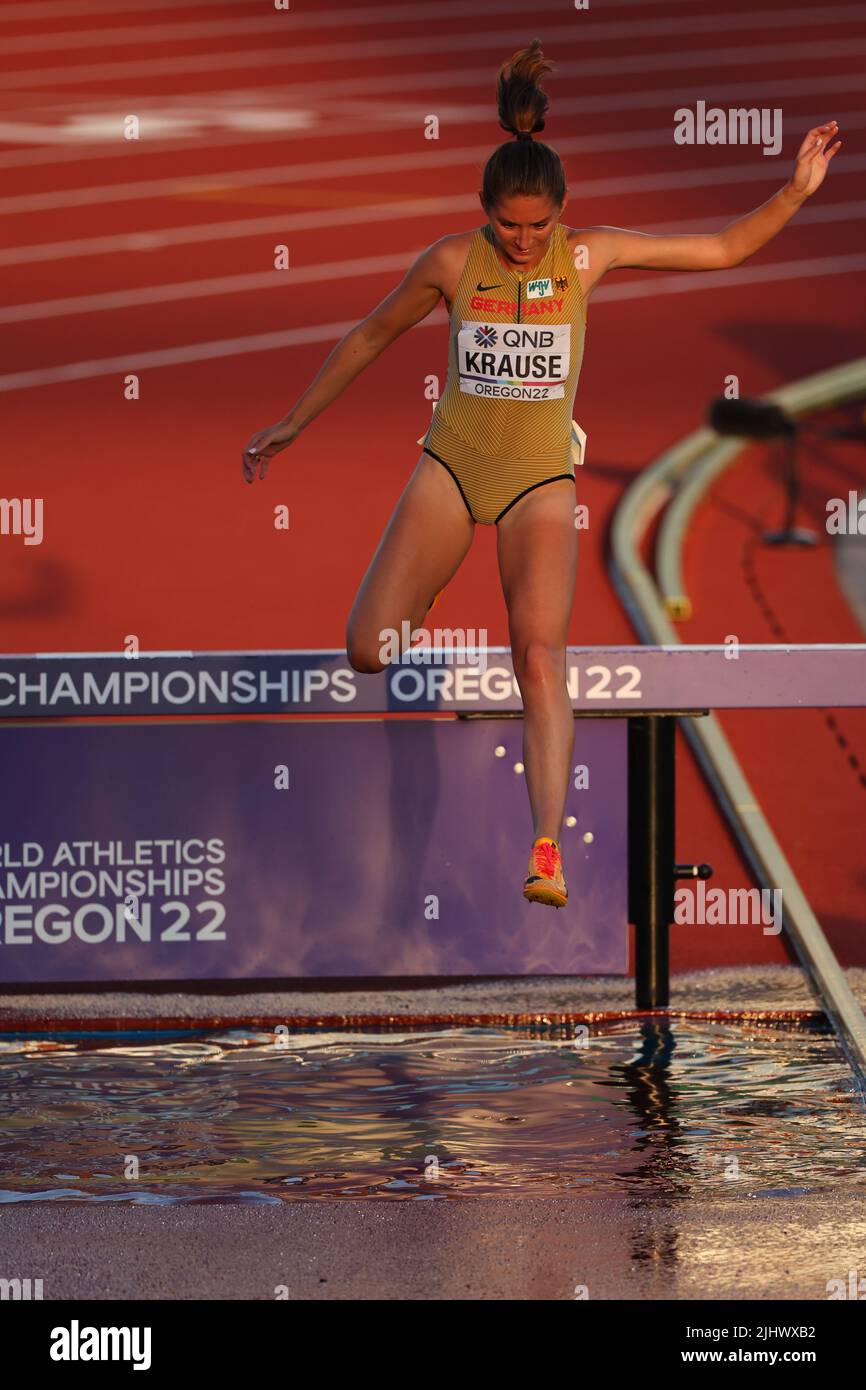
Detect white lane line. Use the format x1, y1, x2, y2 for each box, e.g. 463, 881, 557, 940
3, 153, 866, 266
217, 45, 866, 105
0, 27, 584, 89
4, 201, 865, 324
4, 32, 864, 92
0, 252, 413, 322
2, 252, 864, 394
0, 71, 859, 170
1, 0, 263, 16
2, 14, 294, 51
0, 0, 806, 32
3, 3, 860, 54
2, 123, 863, 218
0, 314, 383, 392
0, 192, 460, 263
0, 110, 317, 148
595, 251, 866, 302
0, 0, 705, 22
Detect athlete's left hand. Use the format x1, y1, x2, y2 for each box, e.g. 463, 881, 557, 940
789, 122, 841, 199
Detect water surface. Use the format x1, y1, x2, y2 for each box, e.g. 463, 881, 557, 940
1, 1020, 863, 1203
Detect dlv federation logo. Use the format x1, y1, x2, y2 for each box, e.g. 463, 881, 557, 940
474, 325, 498, 347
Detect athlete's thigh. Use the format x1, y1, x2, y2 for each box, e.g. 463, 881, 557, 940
347, 453, 474, 658
495, 478, 577, 654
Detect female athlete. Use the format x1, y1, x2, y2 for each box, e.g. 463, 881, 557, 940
243, 40, 839, 910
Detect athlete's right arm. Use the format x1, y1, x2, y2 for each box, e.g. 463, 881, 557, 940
242, 242, 447, 483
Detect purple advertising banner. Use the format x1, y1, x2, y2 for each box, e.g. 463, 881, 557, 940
1, 644, 865, 719
0, 718, 628, 983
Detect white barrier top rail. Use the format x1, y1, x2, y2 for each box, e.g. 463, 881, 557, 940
0, 645, 864, 717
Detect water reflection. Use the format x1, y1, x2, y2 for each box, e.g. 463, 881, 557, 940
0, 1020, 862, 1204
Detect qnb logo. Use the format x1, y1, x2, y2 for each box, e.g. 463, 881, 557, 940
50, 1321, 152, 1371
474, 324, 498, 348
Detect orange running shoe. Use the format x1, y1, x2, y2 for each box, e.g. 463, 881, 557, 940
523, 837, 568, 908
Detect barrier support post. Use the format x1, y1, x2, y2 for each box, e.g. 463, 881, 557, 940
628, 715, 676, 1008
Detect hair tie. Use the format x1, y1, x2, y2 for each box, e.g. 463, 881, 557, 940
515, 131, 533, 142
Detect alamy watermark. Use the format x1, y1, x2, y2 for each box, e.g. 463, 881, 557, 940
674, 101, 782, 157
0, 498, 43, 545
675, 883, 782, 934
1, 1276, 43, 1300
826, 492, 866, 534
50, 1322, 151, 1370
827, 1269, 866, 1299
379, 623, 488, 671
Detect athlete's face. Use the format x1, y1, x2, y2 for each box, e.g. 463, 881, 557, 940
484, 195, 567, 271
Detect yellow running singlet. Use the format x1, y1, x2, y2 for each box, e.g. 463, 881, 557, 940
419, 222, 587, 525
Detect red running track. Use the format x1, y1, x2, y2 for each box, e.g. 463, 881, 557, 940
1, 0, 864, 972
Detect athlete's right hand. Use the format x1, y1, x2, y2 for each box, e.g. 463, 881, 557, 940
242, 419, 298, 483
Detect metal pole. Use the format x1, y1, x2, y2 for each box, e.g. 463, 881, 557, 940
629, 715, 676, 1008
762, 435, 818, 546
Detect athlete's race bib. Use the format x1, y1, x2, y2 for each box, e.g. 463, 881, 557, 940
456, 320, 570, 400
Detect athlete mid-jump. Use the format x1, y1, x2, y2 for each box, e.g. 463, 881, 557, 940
243, 39, 839, 909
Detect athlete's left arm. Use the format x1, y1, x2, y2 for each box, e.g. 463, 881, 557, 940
586, 121, 841, 273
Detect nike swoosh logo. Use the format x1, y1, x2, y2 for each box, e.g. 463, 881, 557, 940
476, 282, 503, 292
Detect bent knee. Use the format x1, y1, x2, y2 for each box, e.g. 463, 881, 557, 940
345, 628, 388, 674
513, 640, 566, 689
